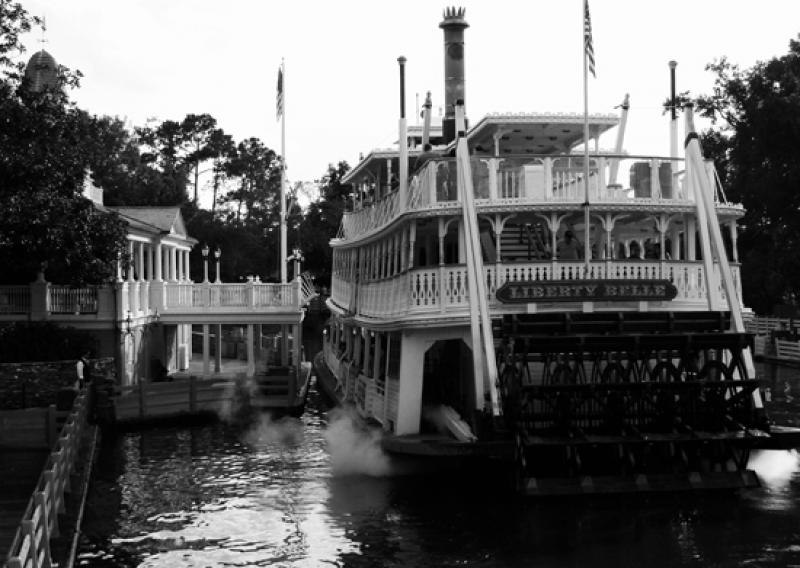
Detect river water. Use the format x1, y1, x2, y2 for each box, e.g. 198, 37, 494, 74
76, 362, 800, 568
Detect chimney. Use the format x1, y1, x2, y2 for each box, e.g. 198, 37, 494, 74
440, 7, 468, 144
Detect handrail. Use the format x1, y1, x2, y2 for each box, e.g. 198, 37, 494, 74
336, 152, 735, 243
4, 392, 90, 568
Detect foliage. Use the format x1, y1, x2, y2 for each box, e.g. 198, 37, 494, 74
297, 161, 351, 285
0, 322, 98, 363
693, 38, 800, 313
0, 7, 128, 284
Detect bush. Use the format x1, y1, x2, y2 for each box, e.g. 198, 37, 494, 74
0, 321, 98, 363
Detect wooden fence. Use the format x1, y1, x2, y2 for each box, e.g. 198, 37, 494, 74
4, 392, 89, 568
113, 377, 236, 423
775, 339, 800, 363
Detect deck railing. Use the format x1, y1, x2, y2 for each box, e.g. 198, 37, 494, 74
338, 260, 742, 319
338, 154, 729, 242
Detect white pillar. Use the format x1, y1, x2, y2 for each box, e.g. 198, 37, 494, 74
170, 247, 177, 281
214, 324, 222, 372
137, 242, 144, 281
127, 241, 135, 282
147, 245, 154, 281
155, 242, 163, 281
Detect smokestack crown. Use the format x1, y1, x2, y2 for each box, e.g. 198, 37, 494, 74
439, 6, 469, 30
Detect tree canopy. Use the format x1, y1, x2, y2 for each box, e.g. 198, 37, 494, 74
0, 2, 128, 284
694, 37, 800, 313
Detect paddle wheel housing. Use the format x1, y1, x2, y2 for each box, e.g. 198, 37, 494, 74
496, 311, 769, 495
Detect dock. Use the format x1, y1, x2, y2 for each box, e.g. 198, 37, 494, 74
112, 357, 313, 425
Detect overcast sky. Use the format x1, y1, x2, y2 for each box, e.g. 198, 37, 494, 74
18, 0, 800, 207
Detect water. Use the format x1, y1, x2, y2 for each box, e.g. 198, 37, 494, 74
77, 367, 800, 568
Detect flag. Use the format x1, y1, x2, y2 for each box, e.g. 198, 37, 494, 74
276, 66, 284, 120
584, 0, 596, 78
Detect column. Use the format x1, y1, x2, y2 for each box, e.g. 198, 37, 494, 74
137, 242, 144, 280
170, 247, 177, 281
202, 323, 210, 378
154, 242, 163, 281
214, 324, 222, 373
246, 324, 255, 377
147, 244, 154, 281
127, 241, 135, 282
687, 217, 697, 260
373, 332, 383, 380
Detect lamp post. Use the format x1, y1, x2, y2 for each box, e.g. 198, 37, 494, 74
202, 244, 209, 283
214, 247, 221, 283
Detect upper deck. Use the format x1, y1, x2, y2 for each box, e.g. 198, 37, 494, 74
336, 112, 743, 245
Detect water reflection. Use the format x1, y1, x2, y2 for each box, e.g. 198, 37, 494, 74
78, 375, 800, 567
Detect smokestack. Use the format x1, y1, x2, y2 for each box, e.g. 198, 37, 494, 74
440, 6, 468, 144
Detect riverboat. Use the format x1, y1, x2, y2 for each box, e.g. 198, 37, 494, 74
314, 7, 779, 495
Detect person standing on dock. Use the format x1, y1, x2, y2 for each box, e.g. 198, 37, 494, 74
76, 352, 91, 390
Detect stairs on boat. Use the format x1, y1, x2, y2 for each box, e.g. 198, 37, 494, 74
494, 221, 550, 262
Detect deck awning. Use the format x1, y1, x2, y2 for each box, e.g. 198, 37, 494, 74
466, 112, 619, 155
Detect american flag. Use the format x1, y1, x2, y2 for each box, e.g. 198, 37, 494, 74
276, 66, 284, 120
584, 0, 596, 78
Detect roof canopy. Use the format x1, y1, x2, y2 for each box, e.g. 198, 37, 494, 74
467, 112, 619, 155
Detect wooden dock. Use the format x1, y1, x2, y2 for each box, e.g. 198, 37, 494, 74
112, 364, 313, 424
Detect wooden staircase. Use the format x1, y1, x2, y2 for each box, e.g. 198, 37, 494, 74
498, 221, 550, 262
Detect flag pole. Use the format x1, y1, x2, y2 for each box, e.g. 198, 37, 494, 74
582, 0, 592, 271
279, 59, 287, 284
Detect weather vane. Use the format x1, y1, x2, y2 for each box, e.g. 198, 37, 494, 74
38, 15, 48, 49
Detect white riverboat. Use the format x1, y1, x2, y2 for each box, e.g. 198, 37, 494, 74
313, 7, 786, 494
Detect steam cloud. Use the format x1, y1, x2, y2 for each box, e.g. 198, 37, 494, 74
324, 406, 392, 477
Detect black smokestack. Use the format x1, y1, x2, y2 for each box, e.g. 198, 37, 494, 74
440, 7, 468, 144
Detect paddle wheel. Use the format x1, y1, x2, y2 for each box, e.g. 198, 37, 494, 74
496, 311, 770, 495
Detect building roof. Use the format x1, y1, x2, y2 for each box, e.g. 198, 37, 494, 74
24, 50, 59, 92
107, 206, 195, 243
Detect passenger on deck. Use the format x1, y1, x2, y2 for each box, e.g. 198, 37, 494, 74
557, 231, 582, 260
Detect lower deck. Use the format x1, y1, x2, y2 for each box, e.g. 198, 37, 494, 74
317, 310, 800, 494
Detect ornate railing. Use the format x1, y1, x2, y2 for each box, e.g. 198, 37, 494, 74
49, 286, 98, 314
342, 260, 741, 319
163, 281, 300, 312
0, 286, 31, 314
338, 154, 736, 243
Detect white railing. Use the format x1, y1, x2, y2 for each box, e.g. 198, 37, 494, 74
338, 154, 737, 242
0, 286, 31, 313
338, 261, 741, 319
49, 286, 98, 314
163, 281, 300, 312
340, 190, 400, 240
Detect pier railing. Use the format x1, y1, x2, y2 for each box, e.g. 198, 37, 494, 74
4, 391, 90, 568
337, 260, 742, 319
161, 281, 300, 313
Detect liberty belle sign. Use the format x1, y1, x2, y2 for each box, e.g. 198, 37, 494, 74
496, 279, 678, 303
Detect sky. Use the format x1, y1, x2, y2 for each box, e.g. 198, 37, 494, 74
18, 0, 800, 208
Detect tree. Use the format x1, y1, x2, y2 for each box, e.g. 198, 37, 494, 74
0, 3, 128, 284
297, 161, 351, 285
694, 38, 800, 313
181, 113, 219, 204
